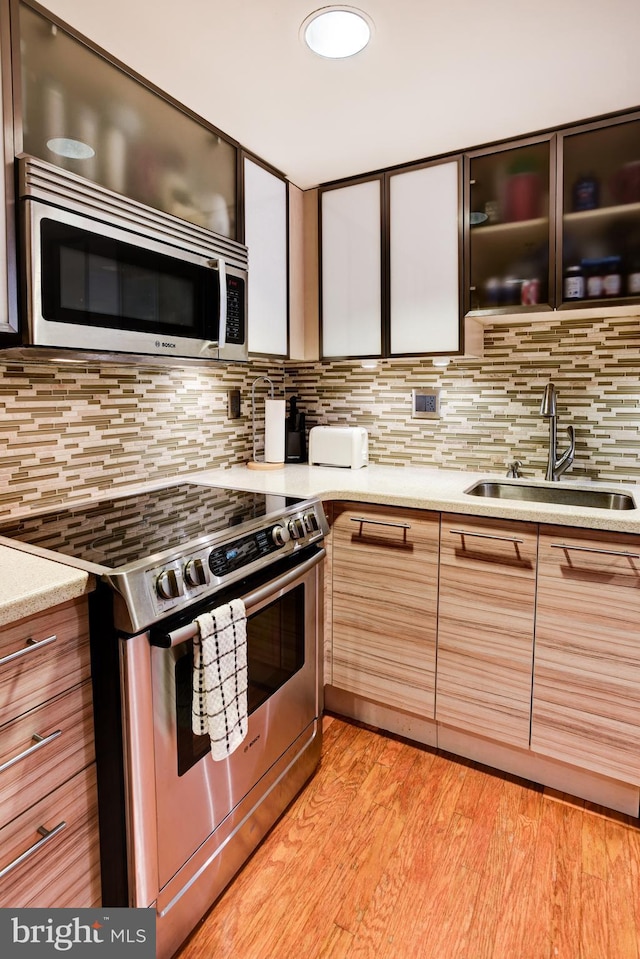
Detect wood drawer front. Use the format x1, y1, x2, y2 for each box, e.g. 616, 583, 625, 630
436, 514, 538, 749
532, 525, 640, 784
0, 681, 95, 825
0, 763, 101, 908
0, 598, 90, 727
331, 504, 439, 717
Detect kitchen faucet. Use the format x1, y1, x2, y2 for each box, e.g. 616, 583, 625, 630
540, 383, 575, 481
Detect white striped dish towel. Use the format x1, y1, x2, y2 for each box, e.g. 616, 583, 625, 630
192, 598, 248, 761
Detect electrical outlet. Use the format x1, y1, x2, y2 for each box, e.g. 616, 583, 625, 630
412, 388, 441, 419
228, 389, 241, 419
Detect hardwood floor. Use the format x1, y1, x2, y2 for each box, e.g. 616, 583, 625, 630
176, 714, 640, 959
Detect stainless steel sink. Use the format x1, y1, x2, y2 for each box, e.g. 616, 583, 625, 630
465, 481, 636, 510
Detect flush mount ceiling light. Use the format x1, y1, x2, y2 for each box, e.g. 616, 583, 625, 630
46, 137, 95, 160
302, 6, 373, 59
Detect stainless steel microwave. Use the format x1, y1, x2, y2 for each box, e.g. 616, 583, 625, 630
17, 156, 248, 363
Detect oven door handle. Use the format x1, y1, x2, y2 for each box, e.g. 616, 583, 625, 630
151, 548, 326, 648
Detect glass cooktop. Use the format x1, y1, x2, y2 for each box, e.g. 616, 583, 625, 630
0, 483, 302, 569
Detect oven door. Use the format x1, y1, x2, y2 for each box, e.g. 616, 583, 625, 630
147, 549, 322, 892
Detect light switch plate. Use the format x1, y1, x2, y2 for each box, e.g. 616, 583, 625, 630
412, 388, 441, 419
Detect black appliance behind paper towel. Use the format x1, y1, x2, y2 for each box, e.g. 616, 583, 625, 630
285, 396, 307, 463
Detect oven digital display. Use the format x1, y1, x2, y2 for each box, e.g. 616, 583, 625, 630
208, 527, 277, 576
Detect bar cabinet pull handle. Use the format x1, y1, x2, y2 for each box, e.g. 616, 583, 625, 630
0, 729, 63, 775
0, 821, 66, 880
0, 634, 57, 668
550, 543, 640, 560
350, 517, 412, 531
449, 529, 524, 545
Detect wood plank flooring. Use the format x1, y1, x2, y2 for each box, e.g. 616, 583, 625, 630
176, 714, 640, 959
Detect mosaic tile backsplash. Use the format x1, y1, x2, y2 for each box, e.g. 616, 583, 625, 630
1, 312, 639, 518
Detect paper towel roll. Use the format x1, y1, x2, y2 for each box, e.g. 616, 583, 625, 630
264, 399, 285, 463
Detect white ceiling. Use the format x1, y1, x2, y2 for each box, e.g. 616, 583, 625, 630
39, 0, 640, 190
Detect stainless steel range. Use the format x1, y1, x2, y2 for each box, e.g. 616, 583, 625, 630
0, 481, 328, 958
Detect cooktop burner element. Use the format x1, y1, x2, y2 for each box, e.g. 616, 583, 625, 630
0, 481, 328, 633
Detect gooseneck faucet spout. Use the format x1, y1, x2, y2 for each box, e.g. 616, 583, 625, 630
540, 383, 575, 481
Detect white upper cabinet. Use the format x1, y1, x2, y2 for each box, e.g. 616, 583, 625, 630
320, 178, 382, 358
389, 160, 461, 355
243, 156, 288, 357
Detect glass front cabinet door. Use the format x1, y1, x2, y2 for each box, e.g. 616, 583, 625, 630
558, 112, 640, 308
465, 135, 555, 317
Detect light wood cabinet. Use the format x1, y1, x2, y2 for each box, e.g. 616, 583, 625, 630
330, 503, 439, 717
436, 514, 538, 748
0, 597, 91, 727
0, 764, 101, 907
532, 525, 640, 785
0, 596, 100, 906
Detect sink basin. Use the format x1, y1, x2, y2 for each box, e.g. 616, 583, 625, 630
465, 481, 636, 510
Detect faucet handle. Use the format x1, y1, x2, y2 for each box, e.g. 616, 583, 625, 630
506, 459, 523, 478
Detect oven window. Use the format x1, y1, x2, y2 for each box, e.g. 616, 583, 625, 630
175, 585, 306, 775
40, 218, 215, 337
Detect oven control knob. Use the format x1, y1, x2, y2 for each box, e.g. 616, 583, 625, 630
289, 517, 306, 540
271, 524, 291, 547
184, 558, 207, 588
304, 511, 320, 532
156, 568, 181, 600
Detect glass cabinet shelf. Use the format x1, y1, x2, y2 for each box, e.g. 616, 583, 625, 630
563, 201, 640, 226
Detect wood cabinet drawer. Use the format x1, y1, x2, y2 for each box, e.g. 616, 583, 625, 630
436, 514, 538, 748
532, 525, 640, 783
0, 681, 95, 825
0, 597, 90, 727
331, 503, 439, 716
0, 763, 101, 908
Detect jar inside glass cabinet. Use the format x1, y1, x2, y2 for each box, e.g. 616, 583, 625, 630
468, 140, 551, 313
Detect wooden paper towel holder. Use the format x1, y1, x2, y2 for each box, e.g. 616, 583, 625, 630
247, 375, 285, 470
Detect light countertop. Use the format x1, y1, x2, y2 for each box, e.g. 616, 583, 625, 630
0, 546, 94, 627
3, 462, 640, 628
188, 463, 640, 534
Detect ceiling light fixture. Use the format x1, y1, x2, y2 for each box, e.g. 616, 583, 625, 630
46, 137, 95, 160
302, 6, 373, 59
